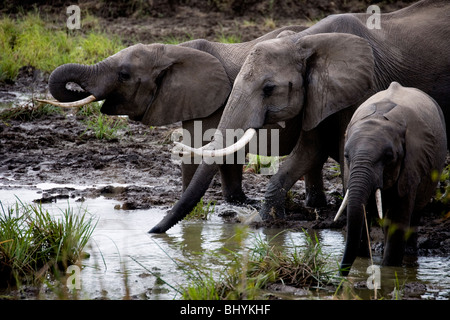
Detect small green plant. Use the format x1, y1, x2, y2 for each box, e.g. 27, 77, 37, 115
392, 271, 403, 300
162, 34, 194, 45
436, 164, 450, 204
77, 102, 102, 118
245, 154, 280, 174
84, 113, 128, 140
0, 199, 97, 287
185, 198, 216, 221
216, 33, 241, 44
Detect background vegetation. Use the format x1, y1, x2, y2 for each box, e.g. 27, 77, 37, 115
0, 0, 416, 83
0, 13, 124, 82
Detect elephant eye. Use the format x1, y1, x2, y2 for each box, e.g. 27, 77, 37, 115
344, 152, 349, 160
383, 150, 395, 163
118, 71, 130, 82
263, 84, 276, 97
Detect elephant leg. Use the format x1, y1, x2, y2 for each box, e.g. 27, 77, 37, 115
405, 210, 420, 255
218, 163, 247, 204
383, 227, 407, 266
382, 198, 414, 266
305, 111, 345, 208
260, 128, 328, 220
304, 166, 327, 208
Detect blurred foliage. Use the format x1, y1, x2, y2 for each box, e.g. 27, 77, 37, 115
0, 0, 418, 19
0, 12, 124, 82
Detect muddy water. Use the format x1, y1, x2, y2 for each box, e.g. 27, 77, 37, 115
1, 185, 449, 300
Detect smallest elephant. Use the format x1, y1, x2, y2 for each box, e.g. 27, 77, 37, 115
336, 81, 447, 276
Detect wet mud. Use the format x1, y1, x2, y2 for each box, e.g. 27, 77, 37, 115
1, 106, 449, 261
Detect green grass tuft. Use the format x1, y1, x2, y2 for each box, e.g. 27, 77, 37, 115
0, 199, 97, 287
185, 197, 216, 221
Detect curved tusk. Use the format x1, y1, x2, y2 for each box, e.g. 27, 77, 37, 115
334, 190, 349, 222
175, 128, 257, 158
35, 94, 97, 108
375, 188, 383, 219
173, 141, 215, 157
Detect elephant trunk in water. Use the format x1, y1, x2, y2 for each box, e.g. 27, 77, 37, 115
148, 162, 219, 233
150, 126, 255, 233
339, 161, 375, 276
151, 93, 263, 233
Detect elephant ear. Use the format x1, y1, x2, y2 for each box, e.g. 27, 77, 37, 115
142, 45, 231, 126
296, 33, 375, 131
384, 104, 436, 198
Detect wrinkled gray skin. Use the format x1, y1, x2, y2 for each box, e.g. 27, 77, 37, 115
48, 25, 305, 203
150, 0, 450, 233
340, 82, 447, 275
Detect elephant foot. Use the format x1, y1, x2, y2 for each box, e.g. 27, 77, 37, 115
259, 202, 286, 221
226, 194, 262, 209
224, 192, 248, 205
243, 197, 262, 208
305, 188, 327, 208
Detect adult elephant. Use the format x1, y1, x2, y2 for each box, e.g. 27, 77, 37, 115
334, 82, 447, 275
151, 0, 450, 233
41, 25, 305, 203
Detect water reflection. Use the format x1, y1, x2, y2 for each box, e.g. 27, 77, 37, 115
1, 188, 449, 300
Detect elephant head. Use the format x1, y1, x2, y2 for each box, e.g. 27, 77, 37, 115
43, 43, 231, 125
179, 32, 374, 158
335, 82, 447, 275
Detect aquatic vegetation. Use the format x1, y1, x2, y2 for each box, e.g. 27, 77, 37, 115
184, 197, 216, 221
0, 199, 97, 287
179, 228, 339, 300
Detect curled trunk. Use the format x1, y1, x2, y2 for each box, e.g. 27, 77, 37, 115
48, 63, 94, 102
48, 61, 111, 104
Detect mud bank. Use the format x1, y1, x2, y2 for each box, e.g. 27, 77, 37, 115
1, 108, 449, 260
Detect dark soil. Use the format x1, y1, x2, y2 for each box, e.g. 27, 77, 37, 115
1, 102, 449, 260
0, 0, 449, 299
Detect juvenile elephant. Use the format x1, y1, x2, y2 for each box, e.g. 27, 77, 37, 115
334, 82, 447, 275
151, 0, 450, 233
41, 25, 305, 203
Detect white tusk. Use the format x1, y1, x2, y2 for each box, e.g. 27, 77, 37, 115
35, 94, 96, 108
175, 128, 257, 158
375, 188, 383, 219
172, 142, 212, 157
277, 121, 286, 128
334, 190, 349, 222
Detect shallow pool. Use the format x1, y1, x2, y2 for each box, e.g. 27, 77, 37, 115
1, 185, 449, 300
